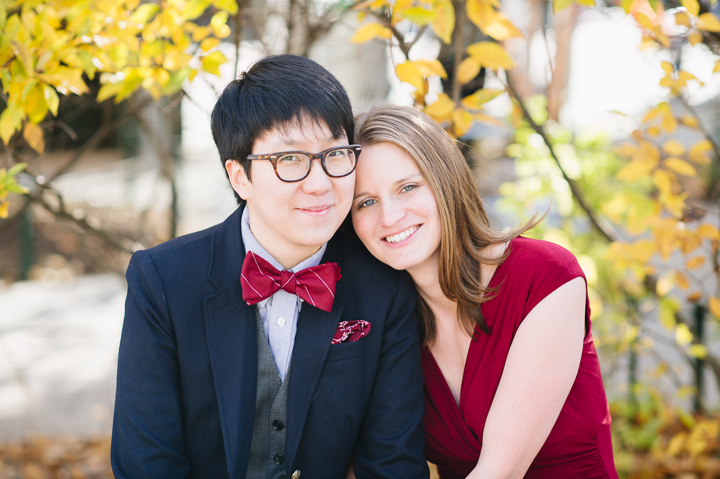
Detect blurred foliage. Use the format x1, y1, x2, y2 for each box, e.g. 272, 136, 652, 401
0, 437, 112, 479
348, 0, 720, 476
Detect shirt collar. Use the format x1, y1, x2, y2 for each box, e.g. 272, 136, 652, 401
241, 206, 328, 306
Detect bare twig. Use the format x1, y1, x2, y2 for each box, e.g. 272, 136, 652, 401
503, 75, 619, 243
451, 0, 465, 105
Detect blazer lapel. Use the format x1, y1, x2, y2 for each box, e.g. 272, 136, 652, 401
285, 238, 345, 473
204, 207, 257, 479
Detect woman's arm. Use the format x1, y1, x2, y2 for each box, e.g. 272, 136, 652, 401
466, 276, 586, 479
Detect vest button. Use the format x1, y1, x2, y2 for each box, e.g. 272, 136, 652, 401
272, 420, 284, 431
274, 453, 285, 465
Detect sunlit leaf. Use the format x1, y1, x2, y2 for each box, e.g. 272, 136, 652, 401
675, 323, 693, 345
452, 107, 473, 137
664, 157, 696, 176
689, 30, 703, 45
396, 61, 425, 93
679, 115, 698, 128
662, 139, 685, 157
617, 159, 655, 181
461, 89, 503, 110
659, 297, 678, 329
674, 271, 690, 290
0, 106, 18, 145
675, 11, 692, 28
431, 0, 454, 44
697, 12, 720, 32
685, 255, 705, 269
697, 223, 720, 240
182, 0, 210, 21
201, 50, 227, 76
130, 3, 161, 25
200, 37, 221, 51
96, 81, 121, 103
466, 0, 495, 30
466, 41, 515, 69
710, 297, 720, 319
423, 93, 455, 122
554, 0, 574, 12
402, 7, 436, 25
689, 344, 707, 358
22, 122, 44, 153
457, 57, 481, 85
414, 59, 448, 78
681, 0, 700, 17
688, 140, 712, 165
653, 169, 672, 195
350, 22, 392, 43
483, 12, 523, 40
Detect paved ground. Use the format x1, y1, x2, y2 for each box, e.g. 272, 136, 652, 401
0, 274, 126, 440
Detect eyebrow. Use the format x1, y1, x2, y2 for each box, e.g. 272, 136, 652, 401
353, 175, 423, 200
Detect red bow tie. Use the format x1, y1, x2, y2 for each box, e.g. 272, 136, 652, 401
240, 251, 341, 312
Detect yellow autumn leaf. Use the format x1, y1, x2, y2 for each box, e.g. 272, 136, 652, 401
714, 60, 720, 73
554, 0, 574, 12
402, 7, 436, 25
130, 3, 161, 25
457, 57, 481, 85
414, 59, 448, 79
675, 11, 692, 27
616, 159, 655, 181
675, 323, 693, 346
466, 41, 515, 69
350, 22, 393, 43
680, 115, 698, 128
201, 50, 227, 76
472, 112, 504, 127
452, 108, 473, 137
97, 82, 121, 103
392, 0, 413, 25
431, 0, 454, 44
689, 344, 707, 359
0, 107, 18, 145
688, 291, 703, 302
395, 61, 425, 93
688, 140, 712, 165
662, 139, 685, 157
653, 169, 673, 195
696, 223, 720, 240
697, 12, 720, 32
686, 255, 706, 269
200, 37, 221, 51
483, 12, 523, 40
674, 271, 690, 290
676, 70, 703, 88
424, 93, 455, 122
461, 89, 504, 110
689, 30, 703, 45
664, 157, 697, 176
22, 122, 44, 154
192, 26, 210, 42
681, 0, 700, 17
182, 0, 210, 21
710, 297, 720, 319
466, 0, 495, 31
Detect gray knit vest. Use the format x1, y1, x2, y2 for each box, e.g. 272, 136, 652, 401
246, 308, 290, 479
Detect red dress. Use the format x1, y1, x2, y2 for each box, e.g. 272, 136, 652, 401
422, 237, 618, 479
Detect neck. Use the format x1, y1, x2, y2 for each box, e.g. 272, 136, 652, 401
407, 255, 456, 320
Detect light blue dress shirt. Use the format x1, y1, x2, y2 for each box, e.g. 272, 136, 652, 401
240, 207, 327, 382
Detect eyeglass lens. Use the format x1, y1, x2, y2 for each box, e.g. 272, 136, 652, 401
276, 147, 356, 181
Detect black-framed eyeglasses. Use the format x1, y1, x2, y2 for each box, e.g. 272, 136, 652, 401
246, 145, 361, 182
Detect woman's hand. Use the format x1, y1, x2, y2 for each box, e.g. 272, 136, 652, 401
467, 277, 586, 479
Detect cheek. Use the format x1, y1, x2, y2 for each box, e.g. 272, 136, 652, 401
351, 213, 374, 245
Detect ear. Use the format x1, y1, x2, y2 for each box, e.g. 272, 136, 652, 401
225, 160, 251, 200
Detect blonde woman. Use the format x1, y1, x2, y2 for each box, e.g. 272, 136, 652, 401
350, 104, 617, 479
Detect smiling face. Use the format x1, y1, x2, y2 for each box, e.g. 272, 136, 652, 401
226, 120, 354, 269
352, 142, 442, 277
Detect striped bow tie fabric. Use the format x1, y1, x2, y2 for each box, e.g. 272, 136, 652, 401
240, 251, 341, 313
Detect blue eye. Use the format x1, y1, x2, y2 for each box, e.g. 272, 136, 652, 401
402, 184, 417, 192
358, 198, 376, 208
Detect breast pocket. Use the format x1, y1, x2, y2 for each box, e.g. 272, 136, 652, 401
325, 337, 366, 363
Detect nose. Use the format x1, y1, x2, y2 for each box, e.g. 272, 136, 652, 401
300, 158, 332, 194
378, 198, 406, 228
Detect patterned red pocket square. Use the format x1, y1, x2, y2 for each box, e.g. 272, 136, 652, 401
332, 320, 371, 345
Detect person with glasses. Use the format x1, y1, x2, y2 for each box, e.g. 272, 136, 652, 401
111, 55, 429, 479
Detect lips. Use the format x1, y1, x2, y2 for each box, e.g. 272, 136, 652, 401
298, 205, 331, 214
383, 225, 420, 244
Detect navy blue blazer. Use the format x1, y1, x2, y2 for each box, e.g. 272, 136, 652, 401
111, 207, 429, 479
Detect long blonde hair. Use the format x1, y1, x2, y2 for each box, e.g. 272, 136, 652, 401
355, 104, 540, 345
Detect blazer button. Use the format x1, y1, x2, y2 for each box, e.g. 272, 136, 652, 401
273, 453, 285, 465
292, 471, 301, 479
272, 420, 284, 431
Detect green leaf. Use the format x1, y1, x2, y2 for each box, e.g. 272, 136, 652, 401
163, 67, 191, 95
130, 4, 161, 25
0, 2, 7, 30
44, 85, 59, 116
7, 162, 27, 177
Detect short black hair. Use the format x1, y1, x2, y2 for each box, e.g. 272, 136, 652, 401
210, 54, 355, 204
